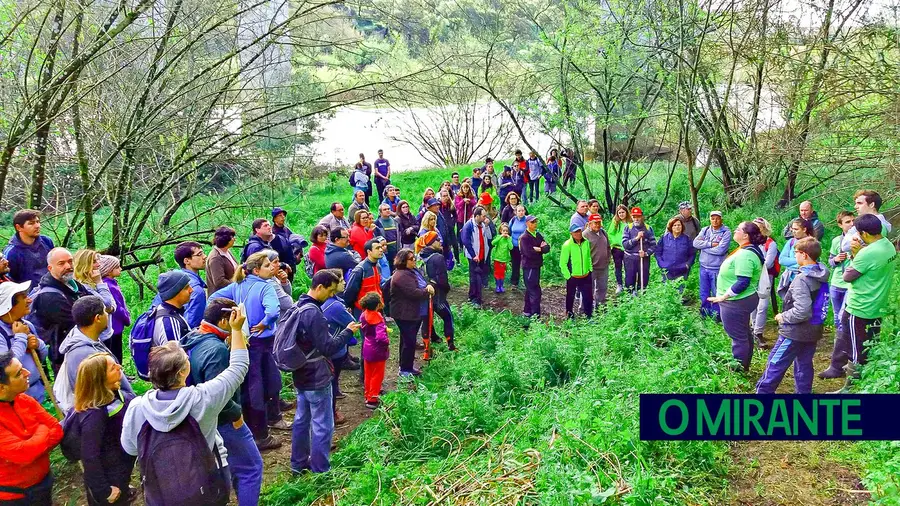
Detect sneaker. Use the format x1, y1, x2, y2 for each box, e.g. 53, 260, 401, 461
365, 400, 380, 410
615, 284, 623, 295
268, 419, 292, 431
279, 399, 296, 411
754, 333, 769, 349
818, 367, 846, 379
335, 390, 347, 400
255, 435, 282, 452
447, 339, 457, 351
334, 411, 349, 427
341, 359, 360, 371
495, 287, 502, 293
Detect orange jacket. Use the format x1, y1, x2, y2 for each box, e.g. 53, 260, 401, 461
349, 224, 374, 259
0, 394, 63, 500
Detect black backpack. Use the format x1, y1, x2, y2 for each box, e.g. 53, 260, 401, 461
137, 417, 229, 506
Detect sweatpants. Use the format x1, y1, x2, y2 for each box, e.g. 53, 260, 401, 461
565, 274, 593, 318
720, 294, 760, 371
510, 247, 522, 286
396, 319, 421, 373
829, 311, 881, 369
467, 260, 486, 304
421, 297, 454, 339
493, 260, 507, 280
829, 286, 847, 331
523, 267, 542, 316
755, 335, 817, 394
699, 267, 720, 318
611, 248, 624, 286
750, 274, 775, 334
592, 265, 609, 305
623, 255, 650, 292
364, 360, 386, 403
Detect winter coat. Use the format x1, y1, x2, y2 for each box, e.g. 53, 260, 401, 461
460, 219, 494, 261
121, 348, 249, 465
519, 230, 551, 269
308, 242, 328, 274
209, 275, 280, 339
321, 296, 352, 361
2, 233, 55, 287
324, 243, 358, 279
656, 233, 695, 276
104, 277, 132, 335
0, 320, 49, 402
420, 248, 450, 299
583, 228, 612, 269
343, 258, 382, 310
242, 234, 296, 275
181, 326, 242, 426
454, 195, 477, 224
206, 247, 237, 295
74, 391, 136, 503
397, 212, 419, 245
291, 294, 354, 390
389, 269, 430, 321
58, 327, 134, 410
0, 394, 63, 501
349, 224, 374, 259
375, 217, 399, 254
777, 262, 830, 342
622, 223, 657, 257
318, 213, 350, 232
693, 225, 732, 270
360, 310, 389, 363
559, 238, 592, 279
29, 273, 91, 364
491, 234, 513, 264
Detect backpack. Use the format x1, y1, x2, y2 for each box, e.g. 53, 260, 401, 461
272, 301, 324, 372
53, 353, 76, 413
25, 285, 66, 338
743, 245, 770, 299
303, 251, 316, 278
809, 282, 830, 326
129, 305, 178, 380
137, 418, 229, 506
59, 391, 127, 462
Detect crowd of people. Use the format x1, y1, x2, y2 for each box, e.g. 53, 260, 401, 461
0, 147, 895, 505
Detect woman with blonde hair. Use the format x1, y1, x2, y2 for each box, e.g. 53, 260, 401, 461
73, 249, 116, 343
72, 352, 135, 505
750, 217, 779, 349
416, 211, 442, 249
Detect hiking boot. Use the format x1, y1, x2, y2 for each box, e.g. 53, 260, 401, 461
818, 366, 846, 379
334, 411, 349, 427
279, 399, 296, 411
268, 419, 291, 431
341, 359, 360, 371
255, 435, 282, 452
754, 333, 769, 349
447, 338, 457, 351
335, 390, 347, 400
365, 400, 380, 410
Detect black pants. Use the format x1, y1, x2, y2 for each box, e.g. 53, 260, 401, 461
468, 260, 486, 304
0, 473, 53, 506
331, 352, 347, 413
527, 180, 540, 202
830, 312, 881, 368
375, 179, 389, 203
523, 267, 542, 316
421, 298, 455, 340
242, 339, 282, 440
611, 248, 625, 286
108, 333, 124, 364
396, 319, 421, 373
510, 247, 522, 286
565, 275, 593, 318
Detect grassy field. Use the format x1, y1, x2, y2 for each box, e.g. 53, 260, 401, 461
13, 161, 898, 504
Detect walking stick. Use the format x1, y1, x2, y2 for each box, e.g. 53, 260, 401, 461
639, 237, 645, 291
424, 294, 434, 361
31, 349, 63, 419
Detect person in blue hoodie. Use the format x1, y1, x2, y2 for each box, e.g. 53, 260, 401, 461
151, 242, 207, 329
508, 205, 528, 288
209, 251, 284, 451
319, 274, 355, 428
655, 218, 695, 290
0, 281, 49, 402
3, 210, 55, 287
692, 211, 732, 319
181, 299, 263, 506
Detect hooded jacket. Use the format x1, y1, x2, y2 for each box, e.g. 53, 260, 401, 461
291, 294, 354, 391
776, 262, 830, 342
0, 393, 63, 501
343, 258, 381, 310
559, 237, 592, 279
360, 310, 389, 363
120, 348, 249, 465
693, 225, 732, 270
181, 326, 242, 426
59, 326, 134, 408
0, 320, 49, 402
29, 273, 91, 364
209, 275, 280, 340
103, 277, 132, 336
324, 243, 358, 279
242, 234, 296, 275
420, 247, 450, 299
3, 233, 55, 287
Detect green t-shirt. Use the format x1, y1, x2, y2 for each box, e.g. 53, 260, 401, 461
716, 247, 762, 300
844, 237, 897, 319
829, 235, 851, 290
608, 222, 625, 249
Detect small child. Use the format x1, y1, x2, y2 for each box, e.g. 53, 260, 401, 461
756, 237, 829, 394
491, 223, 513, 293
98, 254, 130, 364
360, 292, 389, 409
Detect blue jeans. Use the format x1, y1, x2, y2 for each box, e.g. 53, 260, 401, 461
291, 384, 334, 473
218, 422, 263, 506
829, 286, 847, 330
699, 267, 719, 318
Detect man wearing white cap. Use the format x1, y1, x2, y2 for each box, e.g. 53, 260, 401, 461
0, 281, 49, 402
693, 211, 731, 319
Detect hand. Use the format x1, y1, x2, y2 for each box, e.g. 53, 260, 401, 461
346, 322, 361, 333
540, 241, 548, 248
639, 251, 646, 258
229, 306, 246, 330
11, 321, 28, 335
835, 252, 848, 262
107, 486, 121, 503
282, 264, 293, 275
276, 270, 289, 283
91, 268, 102, 283
426, 285, 435, 295
533, 246, 542, 252
850, 236, 863, 256
27, 334, 39, 351
707, 295, 726, 304
250, 322, 267, 333
636, 231, 644, 239
775, 313, 784, 324
711, 242, 719, 247
233, 416, 245, 430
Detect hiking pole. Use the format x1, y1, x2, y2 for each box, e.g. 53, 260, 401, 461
31, 349, 63, 419
425, 294, 434, 361
639, 237, 645, 291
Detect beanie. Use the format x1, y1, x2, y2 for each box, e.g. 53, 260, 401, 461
98, 255, 121, 278
157, 270, 191, 301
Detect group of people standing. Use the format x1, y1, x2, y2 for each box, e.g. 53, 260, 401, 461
0, 142, 895, 506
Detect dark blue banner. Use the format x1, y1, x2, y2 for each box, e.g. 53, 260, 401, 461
640, 394, 900, 440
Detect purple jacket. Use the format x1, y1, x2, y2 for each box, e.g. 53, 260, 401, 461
103, 278, 132, 335
454, 195, 476, 224
360, 310, 389, 362
655, 233, 695, 276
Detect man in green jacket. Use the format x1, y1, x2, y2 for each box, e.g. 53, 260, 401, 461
560, 223, 593, 318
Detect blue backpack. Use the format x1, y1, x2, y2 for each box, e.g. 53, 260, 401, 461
810, 282, 830, 326
129, 305, 178, 380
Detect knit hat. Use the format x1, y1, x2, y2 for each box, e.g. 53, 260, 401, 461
0, 281, 31, 316
97, 255, 121, 277
415, 231, 440, 254
479, 192, 493, 206
678, 201, 692, 210
157, 270, 191, 301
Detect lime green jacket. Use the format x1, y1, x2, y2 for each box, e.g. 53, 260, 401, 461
491, 234, 513, 263
560, 238, 593, 279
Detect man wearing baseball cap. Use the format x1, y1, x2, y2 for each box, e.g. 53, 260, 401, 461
693, 210, 732, 319
0, 281, 49, 402
518, 215, 551, 317
560, 223, 593, 318
675, 201, 701, 241
583, 213, 612, 306
621, 207, 656, 293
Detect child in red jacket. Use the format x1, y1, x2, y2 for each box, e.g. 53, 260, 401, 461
0, 352, 64, 505
359, 293, 389, 410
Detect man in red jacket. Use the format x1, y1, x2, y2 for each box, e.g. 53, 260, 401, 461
0, 351, 63, 505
